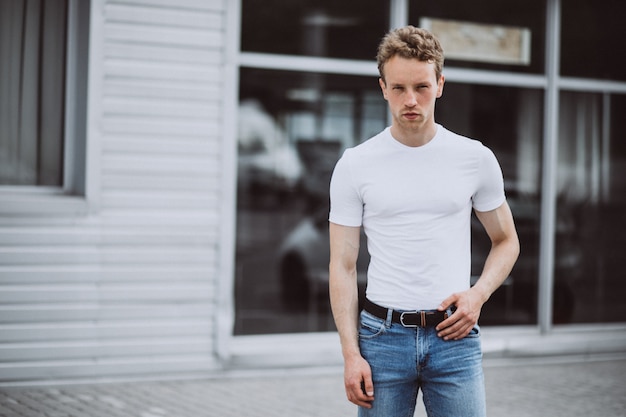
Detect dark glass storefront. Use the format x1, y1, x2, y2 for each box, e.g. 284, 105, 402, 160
235, 0, 626, 335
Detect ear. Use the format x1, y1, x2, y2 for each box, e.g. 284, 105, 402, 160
436, 75, 445, 98
379, 78, 388, 100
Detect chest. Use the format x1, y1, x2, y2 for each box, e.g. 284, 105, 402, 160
359, 151, 478, 218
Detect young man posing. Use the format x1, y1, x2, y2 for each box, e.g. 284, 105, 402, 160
329, 26, 520, 417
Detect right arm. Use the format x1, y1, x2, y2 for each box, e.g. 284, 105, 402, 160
329, 222, 374, 408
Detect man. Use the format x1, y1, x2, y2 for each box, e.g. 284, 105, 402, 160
328, 26, 520, 417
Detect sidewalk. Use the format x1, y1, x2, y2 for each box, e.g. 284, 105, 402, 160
1, 325, 625, 417
1, 353, 625, 417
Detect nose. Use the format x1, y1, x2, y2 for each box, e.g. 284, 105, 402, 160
405, 91, 417, 107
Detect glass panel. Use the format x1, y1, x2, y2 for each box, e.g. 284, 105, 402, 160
557, 92, 626, 323
409, 0, 546, 74
561, 1, 626, 81
0, 0, 67, 186
241, 0, 390, 60
235, 68, 386, 335
439, 83, 544, 325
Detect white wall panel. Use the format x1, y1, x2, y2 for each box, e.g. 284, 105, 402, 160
104, 43, 222, 64
104, 59, 221, 82
112, 0, 223, 12
0, 303, 213, 323
105, 3, 223, 28
0, 265, 215, 283
0, 0, 230, 384
102, 118, 220, 136
104, 23, 222, 48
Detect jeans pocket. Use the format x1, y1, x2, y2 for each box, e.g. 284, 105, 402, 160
358, 310, 387, 340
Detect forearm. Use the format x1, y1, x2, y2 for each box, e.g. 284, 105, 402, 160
472, 235, 520, 304
330, 256, 375, 408
329, 265, 361, 359
329, 223, 362, 359
472, 202, 520, 304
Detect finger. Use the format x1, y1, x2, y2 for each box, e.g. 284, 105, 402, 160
346, 385, 374, 408
437, 313, 468, 338
435, 313, 456, 332
440, 319, 473, 340
349, 396, 373, 408
449, 325, 473, 340
362, 373, 374, 397
438, 322, 461, 339
436, 304, 462, 332
437, 294, 458, 311
345, 376, 374, 408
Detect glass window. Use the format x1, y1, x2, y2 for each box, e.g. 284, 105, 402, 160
409, 0, 546, 74
557, 92, 626, 323
241, 0, 390, 60
561, 1, 626, 81
235, 73, 548, 333
235, 68, 386, 335
0, 0, 68, 186
439, 83, 544, 325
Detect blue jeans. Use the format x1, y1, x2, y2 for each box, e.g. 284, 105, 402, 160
358, 309, 486, 417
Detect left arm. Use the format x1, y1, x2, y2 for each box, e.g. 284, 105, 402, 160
436, 201, 520, 340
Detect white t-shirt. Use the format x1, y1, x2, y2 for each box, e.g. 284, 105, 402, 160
329, 125, 505, 310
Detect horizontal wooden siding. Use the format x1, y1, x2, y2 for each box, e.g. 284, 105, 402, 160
0, 0, 228, 384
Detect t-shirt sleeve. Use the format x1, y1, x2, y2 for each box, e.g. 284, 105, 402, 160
328, 150, 363, 227
472, 146, 506, 212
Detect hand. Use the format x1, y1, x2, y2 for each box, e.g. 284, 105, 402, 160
343, 354, 374, 408
436, 288, 485, 340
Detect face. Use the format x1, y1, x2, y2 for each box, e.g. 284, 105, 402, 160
379, 56, 445, 141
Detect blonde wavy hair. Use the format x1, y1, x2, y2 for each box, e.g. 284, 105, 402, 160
376, 25, 444, 83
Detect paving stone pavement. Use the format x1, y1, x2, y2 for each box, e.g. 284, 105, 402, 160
0, 355, 625, 417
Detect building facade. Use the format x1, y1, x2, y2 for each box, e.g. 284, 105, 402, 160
0, 0, 625, 384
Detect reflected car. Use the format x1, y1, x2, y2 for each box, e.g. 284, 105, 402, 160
278, 195, 583, 323
278, 207, 368, 311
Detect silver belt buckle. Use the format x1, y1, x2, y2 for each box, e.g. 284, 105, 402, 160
400, 311, 420, 327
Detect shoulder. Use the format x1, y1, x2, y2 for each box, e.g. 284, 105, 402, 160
349, 128, 389, 154
440, 126, 486, 151
438, 126, 498, 160
337, 128, 390, 166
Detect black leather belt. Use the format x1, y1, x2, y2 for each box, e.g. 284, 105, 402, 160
363, 298, 450, 328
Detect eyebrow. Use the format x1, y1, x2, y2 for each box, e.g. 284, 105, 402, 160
389, 81, 432, 87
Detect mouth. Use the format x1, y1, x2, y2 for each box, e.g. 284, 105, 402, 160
403, 112, 420, 120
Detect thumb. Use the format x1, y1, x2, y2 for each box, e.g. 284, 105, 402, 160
438, 294, 458, 311
362, 372, 374, 397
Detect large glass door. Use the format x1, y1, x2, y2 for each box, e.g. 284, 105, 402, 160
235, 69, 386, 334
235, 0, 390, 335
556, 92, 626, 323
439, 84, 545, 325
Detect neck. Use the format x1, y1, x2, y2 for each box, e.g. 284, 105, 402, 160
390, 123, 438, 147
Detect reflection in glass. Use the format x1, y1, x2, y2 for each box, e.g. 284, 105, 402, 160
409, 0, 546, 74
0, 0, 67, 185
235, 75, 552, 333
235, 69, 386, 335
561, 1, 626, 81
241, 0, 389, 60
557, 92, 626, 323
439, 83, 545, 325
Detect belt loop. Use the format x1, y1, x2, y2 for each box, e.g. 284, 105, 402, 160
420, 311, 426, 328
385, 306, 394, 327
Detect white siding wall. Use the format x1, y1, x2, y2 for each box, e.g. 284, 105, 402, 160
0, 0, 232, 384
